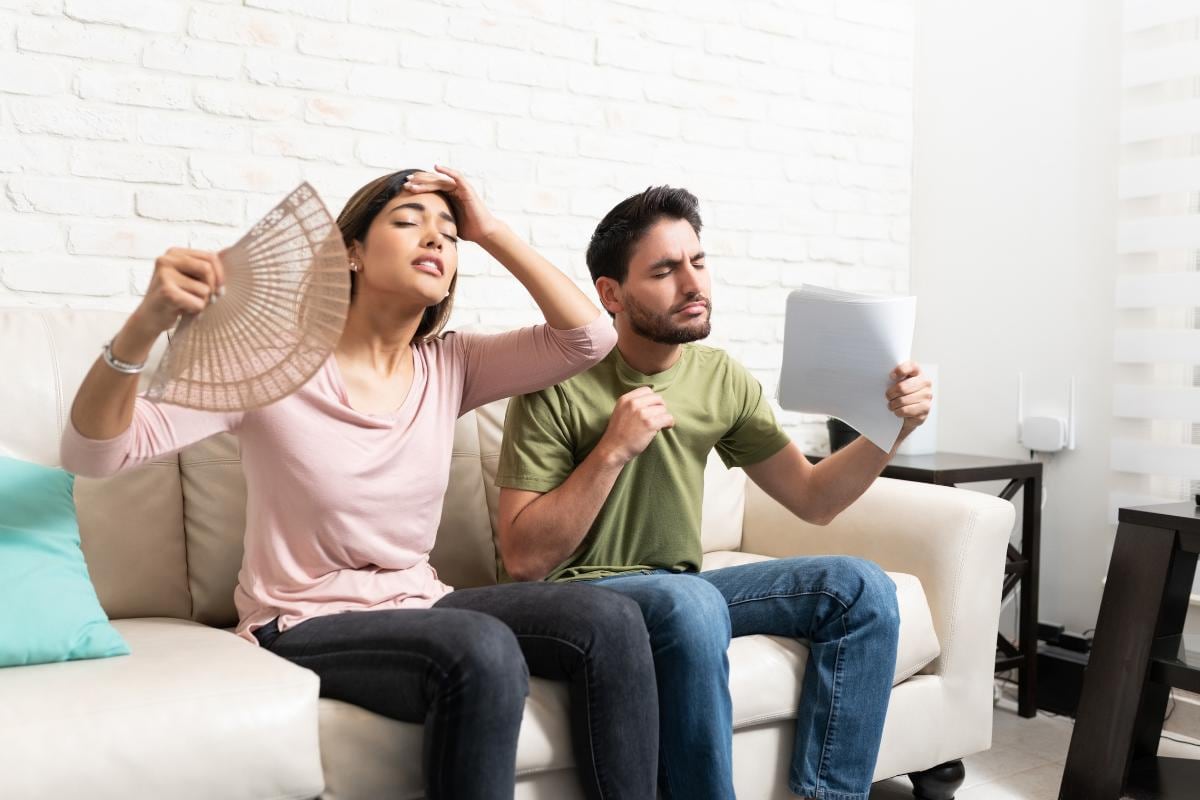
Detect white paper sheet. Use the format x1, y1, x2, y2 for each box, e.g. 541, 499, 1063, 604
777, 286, 916, 451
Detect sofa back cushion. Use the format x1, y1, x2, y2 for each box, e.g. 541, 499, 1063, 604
179, 432, 247, 626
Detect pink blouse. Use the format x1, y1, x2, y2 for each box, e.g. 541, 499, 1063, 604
61, 317, 616, 642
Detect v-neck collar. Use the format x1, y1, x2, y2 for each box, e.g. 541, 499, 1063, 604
326, 345, 424, 424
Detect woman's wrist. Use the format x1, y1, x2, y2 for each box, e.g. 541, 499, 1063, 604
112, 313, 161, 364
474, 220, 514, 251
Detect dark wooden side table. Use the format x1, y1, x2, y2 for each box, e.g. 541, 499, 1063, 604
1060, 503, 1200, 800
808, 451, 1043, 717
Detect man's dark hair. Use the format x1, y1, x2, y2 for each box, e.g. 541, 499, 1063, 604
585, 186, 703, 286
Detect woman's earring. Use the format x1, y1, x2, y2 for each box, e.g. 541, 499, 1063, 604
349, 261, 360, 272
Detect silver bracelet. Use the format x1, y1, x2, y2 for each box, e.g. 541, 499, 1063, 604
101, 338, 146, 374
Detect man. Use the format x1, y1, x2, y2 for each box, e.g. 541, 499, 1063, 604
495, 186, 932, 800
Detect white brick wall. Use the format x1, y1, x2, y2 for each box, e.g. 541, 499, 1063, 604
0, 0, 914, 450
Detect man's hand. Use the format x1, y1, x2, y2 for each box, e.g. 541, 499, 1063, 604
886, 361, 933, 435
595, 387, 674, 467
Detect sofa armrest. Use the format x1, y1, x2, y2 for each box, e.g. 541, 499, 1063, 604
740, 476, 1015, 684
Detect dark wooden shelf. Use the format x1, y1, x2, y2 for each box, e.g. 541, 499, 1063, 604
1148, 634, 1200, 695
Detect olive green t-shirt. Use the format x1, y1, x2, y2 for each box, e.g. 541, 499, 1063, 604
496, 345, 792, 582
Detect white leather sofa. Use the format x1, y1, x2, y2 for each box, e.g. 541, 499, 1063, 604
0, 306, 1016, 800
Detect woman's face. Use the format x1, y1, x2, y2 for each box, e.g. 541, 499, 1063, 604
354, 189, 459, 307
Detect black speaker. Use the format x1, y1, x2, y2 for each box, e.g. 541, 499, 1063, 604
1036, 643, 1089, 717
826, 418, 859, 452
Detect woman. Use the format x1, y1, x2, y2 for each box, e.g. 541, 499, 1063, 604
61, 167, 657, 800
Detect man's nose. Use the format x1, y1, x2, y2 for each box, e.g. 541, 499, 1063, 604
678, 264, 703, 294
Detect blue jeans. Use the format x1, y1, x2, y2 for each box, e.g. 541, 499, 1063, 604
594, 556, 900, 800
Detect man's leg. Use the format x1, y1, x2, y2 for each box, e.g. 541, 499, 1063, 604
594, 572, 736, 800
699, 556, 900, 800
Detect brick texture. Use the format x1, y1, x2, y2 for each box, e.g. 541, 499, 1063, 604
0, 0, 914, 449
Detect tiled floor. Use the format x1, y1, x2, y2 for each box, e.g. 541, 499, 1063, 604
867, 692, 1200, 800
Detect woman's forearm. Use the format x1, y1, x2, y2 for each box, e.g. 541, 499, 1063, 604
477, 224, 600, 330
69, 313, 160, 441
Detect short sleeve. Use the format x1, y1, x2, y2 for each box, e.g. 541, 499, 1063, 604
714, 360, 792, 469
495, 388, 578, 493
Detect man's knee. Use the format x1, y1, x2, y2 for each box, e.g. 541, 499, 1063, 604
832, 556, 900, 631
637, 577, 732, 656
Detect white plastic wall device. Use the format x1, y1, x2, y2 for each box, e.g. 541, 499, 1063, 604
1016, 374, 1076, 453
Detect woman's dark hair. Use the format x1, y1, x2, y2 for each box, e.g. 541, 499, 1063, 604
336, 169, 462, 341
585, 186, 703, 287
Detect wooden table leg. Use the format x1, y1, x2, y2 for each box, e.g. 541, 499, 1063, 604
1017, 473, 1040, 718
1059, 523, 1178, 799
1131, 545, 1196, 761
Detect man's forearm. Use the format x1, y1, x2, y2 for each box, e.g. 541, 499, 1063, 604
503, 445, 626, 581
810, 426, 910, 521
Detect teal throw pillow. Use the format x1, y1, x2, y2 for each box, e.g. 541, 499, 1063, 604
0, 456, 130, 667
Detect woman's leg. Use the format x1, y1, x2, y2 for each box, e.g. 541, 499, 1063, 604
255, 608, 528, 800
437, 582, 658, 800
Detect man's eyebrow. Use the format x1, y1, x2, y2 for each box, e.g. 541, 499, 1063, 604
647, 251, 706, 271
389, 202, 456, 225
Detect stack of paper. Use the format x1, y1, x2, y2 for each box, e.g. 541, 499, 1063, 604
777, 286, 916, 451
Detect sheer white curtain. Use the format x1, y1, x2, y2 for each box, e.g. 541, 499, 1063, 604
1112, 3, 1200, 515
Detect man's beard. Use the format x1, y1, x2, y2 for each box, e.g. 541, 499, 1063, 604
624, 292, 712, 345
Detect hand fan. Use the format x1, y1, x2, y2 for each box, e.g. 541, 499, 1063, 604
146, 182, 350, 411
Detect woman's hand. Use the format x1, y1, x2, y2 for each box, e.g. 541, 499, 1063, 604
130, 247, 226, 337
403, 165, 504, 244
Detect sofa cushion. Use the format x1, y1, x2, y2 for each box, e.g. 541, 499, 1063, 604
0, 617, 323, 800
702, 550, 940, 687
700, 451, 746, 553
76, 461, 191, 621
179, 432, 247, 626
428, 406, 503, 589
0, 457, 129, 667
318, 677, 574, 800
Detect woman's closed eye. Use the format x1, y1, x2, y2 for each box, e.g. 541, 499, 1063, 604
393, 221, 457, 244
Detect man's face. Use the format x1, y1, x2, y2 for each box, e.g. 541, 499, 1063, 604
612, 217, 712, 345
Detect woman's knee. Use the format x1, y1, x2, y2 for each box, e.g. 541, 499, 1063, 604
562, 584, 650, 649
441, 612, 528, 702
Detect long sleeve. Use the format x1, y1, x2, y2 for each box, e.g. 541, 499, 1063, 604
60, 397, 243, 478
456, 313, 617, 415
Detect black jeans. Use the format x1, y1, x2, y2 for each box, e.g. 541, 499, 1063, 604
254, 582, 658, 800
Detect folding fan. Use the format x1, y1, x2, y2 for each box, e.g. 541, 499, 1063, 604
146, 183, 351, 411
